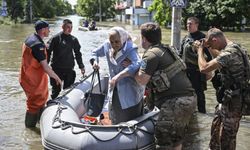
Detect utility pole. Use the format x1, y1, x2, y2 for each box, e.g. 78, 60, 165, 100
98, 0, 102, 22
169, 0, 187, 51
29, 0, 32, 23
170, 7, 182, 51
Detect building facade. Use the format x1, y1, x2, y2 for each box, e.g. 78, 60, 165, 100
115, 0, 153, 25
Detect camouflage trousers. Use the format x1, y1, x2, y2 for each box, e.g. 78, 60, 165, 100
155, 95, 197, 149
209, 101, 242, 150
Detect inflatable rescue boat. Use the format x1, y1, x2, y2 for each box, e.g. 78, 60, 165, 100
40, 73, 159, 150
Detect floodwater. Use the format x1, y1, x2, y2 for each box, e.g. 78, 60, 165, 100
0, 15, 250, 150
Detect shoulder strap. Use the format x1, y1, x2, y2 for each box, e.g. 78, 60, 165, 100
149, 44, 175, 60
58, 33, 62, 45
89, 69, 102, 93
29, 40, 42, 48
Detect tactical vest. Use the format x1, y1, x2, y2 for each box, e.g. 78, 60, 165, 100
150, 45, 187, 92
182, 37, 199, 65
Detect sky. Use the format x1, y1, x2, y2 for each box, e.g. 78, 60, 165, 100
67, 0, 77, 6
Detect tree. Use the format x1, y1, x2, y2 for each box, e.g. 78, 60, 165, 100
76, 0, 116, 20
4, 0, 74, 23
143, 0, 250, 30
31, 0, 55, 18
148, 0, 171, 26
6, 0, 25, 23
53, 0, 73, 16
184, 0, 250, 30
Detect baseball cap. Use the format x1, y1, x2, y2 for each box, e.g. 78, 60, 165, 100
35, 20, 49, 31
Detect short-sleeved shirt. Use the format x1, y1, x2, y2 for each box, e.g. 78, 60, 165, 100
216, 44, 244, 73
141, 44, 194, 101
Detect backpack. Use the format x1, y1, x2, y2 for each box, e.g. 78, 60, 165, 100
233, 44, 250, 115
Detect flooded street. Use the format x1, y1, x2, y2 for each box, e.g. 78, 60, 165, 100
0, 15, 250, 150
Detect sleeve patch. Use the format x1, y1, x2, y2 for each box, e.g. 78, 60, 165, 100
140, 59, 147, 70
39, 47, 45, 51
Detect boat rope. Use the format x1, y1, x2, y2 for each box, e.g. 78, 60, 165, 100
49, 71, 94, 103
80, 126, 123, 142
51, 103, 67, 128
51, 103, 157, 142
51, 103, 124, 142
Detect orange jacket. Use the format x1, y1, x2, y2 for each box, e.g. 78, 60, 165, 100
19, 39, 48, 114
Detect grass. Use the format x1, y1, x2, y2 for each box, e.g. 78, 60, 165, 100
0, 16, 16, 25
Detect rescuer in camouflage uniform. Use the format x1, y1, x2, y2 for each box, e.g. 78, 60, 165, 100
135, 22, 197, 150
193, 28, 249, 150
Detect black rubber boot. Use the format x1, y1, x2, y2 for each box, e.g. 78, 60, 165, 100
37, 108, 44, 124
25, 111, 38, 128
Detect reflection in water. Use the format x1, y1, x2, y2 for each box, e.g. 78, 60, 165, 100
0, 40, 16, 43
0, 15, 250, 150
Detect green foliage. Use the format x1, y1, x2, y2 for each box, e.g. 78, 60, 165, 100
53, 0, 74, 16
76, 0, 96, 19
0, 16, 19, 25
184, 0, 250, 30
146, 0, 250, 30
6, 0, 25, 23
148, 0, 171, 26
32, 0, 55, 18
76, 0, 116, 20
3, 0, 74, 23
3, 0, 250, 29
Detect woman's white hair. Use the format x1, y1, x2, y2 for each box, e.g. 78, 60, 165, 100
108, 27, 130, 45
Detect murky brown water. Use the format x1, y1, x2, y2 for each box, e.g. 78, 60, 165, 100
0, 15, 250, 150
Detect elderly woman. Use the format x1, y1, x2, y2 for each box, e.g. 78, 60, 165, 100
91, 27, 144, 124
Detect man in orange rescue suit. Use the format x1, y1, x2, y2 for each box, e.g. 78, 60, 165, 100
19, 20, 62, 128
